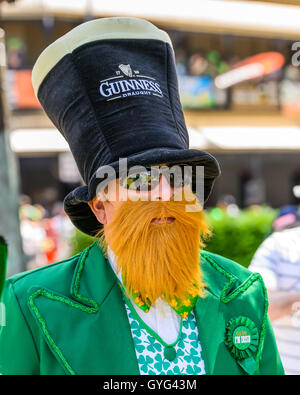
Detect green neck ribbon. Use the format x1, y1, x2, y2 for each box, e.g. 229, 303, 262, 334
121, 274, 199, 318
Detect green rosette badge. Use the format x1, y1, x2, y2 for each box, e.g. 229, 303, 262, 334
225, 316, 259, 372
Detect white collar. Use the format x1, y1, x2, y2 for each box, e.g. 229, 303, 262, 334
107, 245, 123, 284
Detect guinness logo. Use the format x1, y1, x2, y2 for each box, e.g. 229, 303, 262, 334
99, 64, 163, 101
118, 64, 133, 77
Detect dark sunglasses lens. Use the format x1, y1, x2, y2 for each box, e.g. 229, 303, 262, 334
121, 170, 159, 191
168, 167, 192, 188
121, 166, 192, 191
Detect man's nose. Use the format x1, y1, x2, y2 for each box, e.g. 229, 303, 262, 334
150, 174, 174, 201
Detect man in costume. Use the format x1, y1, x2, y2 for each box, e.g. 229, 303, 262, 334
0, 17, 284, 375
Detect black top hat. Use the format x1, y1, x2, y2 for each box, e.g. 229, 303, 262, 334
32, 17, 221, 236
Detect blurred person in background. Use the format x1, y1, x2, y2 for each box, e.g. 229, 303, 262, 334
20, 200, 74, 267
19, 200, 48, 270
6, 37, 26, 69
48, 202, 75, 261
249, 205, 300, 375
216, 194, 240, 217
188, 52, 208, 76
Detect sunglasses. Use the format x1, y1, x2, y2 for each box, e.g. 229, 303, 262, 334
119, 165, 192, 192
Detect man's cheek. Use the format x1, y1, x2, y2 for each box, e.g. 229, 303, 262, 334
103, 201, 120, 224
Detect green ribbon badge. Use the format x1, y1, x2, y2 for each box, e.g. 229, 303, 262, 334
225, 316, 259, 362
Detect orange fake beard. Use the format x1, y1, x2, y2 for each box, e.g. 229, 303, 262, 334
97, 187, 211, 305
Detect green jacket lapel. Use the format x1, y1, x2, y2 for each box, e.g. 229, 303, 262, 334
28, 242, 140, 375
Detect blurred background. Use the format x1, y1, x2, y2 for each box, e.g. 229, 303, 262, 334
1, 0, 300, 275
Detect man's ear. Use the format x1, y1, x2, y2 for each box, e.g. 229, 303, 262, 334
88, 197, 107, 225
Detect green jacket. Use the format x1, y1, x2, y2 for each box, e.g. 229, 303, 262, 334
0, 242, 284, 375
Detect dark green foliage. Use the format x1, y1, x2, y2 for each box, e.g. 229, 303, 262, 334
70, 230, 96, 256
204, 206, 277, 268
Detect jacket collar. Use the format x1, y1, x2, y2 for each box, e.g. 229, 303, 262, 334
70, 241, 117, 308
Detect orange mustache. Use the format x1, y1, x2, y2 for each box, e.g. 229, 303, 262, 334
97, 188, 211, 305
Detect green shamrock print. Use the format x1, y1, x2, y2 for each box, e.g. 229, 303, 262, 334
138, 355, 154, 373
175, 348, 185, 362
145, 335, 163, 353
129, 317, 143, 337
154, 354, 171, 371
184, 347, 201, 364
188, 332, 200, 348
183, 316, 197, 330
168, 365, 185, 375
186, 364, 202, 375
183, 319, 190, 330
177, 332, 188, 349
124, 301, 206, 375
133, 336, 145, 353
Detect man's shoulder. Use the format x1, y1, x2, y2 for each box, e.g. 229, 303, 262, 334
201, 249, 252, 282
200, 249, 266, 302
5, 251, 83, 299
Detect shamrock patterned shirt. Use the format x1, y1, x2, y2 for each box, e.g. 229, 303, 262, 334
124, 301, 206, 375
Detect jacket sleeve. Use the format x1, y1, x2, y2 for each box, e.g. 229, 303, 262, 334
258, 315, 285, 375
0, 279, 40, 374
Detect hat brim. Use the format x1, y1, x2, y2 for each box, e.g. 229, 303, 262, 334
64, 148, 221, 236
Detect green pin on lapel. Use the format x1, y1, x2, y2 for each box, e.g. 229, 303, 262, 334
224, 316, 260, 375
0, 236, 7, 298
